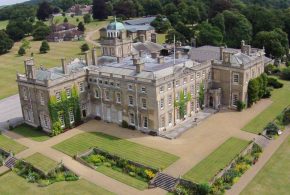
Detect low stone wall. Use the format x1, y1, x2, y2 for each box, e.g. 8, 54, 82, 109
209, 141, 254, 184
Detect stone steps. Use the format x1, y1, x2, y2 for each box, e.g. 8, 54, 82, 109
254, 135, 271, 148
4, 156, 18, 169
152, 173, 178, 192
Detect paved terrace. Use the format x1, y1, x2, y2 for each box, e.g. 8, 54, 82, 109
0, 98, 273, 194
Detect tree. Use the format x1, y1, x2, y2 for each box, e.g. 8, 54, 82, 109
253, 28, 289, 59
92, 0, 108, 20
248, 79, 260, 107
32, 26, 51, 40
197, 22, 223, 46
83, 14, 91, 24
37, 1, 53, 21
81, 43, 89, 52
64, 17, 68, 23
78, 22, 85, 32
151, 15, 171, 33
166, 29, 186, 44
209, 0, 232, 17
6, 19, 33, 41
21, 39, 31, 50
18, 47, 26, 56
281, 67, 290, 80
142, 0, 163, 15
0, 30, 14, 54
182, 5, 200, 25
114, 0, 137, 19
39, 40, 50, 54
174, 90, 191, 119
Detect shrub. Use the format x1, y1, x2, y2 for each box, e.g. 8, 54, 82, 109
267, 77, 283, 88
52, 121, 62, 136
80, 43, 89, 52
144, 169, 155, 180
129, 171, 136, 177
26, 171, 40, 183
197, 183, 211, 195
103, 162, 111, 167
18, 47, 26, 56
55, 172, 65, 182
38, 179, 50, 187
251, 143, 262, 155
265, 64, 279, 75
83, 14, 91, 24
262, 87, 272, 98
64, 171, 78, 181
223, 169, 240, 185
39, 40, 50, 54
95, 116, 101, 120
121, 120, 129, 128
237, 101, 246, 111
282, 108, 290, 125
128, 125, 136, 130
265, 122, 279, 136
281, 67, 290, 80
234, 162, 250, 174
88, 154, 105, 165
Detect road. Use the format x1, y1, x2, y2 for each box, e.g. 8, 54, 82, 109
0, 94, 22, 129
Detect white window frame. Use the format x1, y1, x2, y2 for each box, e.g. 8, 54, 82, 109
69, 108, 74, 124
141, 86, 146, 93
59, 113, 65, 128
66, 88, 71, 98
79, 82, 84, 93
160, 86, 164, 93
129, 113, 135, 125
116, 93, 121, 103
128, 84, 133, 91
40, 91, 45, 105
160, 98, 164, 110
168, 95, 172, 106
141, 98, 147, 109
232, 93, 239, 107
128, 95, 134, 106
143, 116, 148, 128
168, 112, 172, 125
55, 91, 61, 102
233, 73, 239, 85
167, 83, 172, 90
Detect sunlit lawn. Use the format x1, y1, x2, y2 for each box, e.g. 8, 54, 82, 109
12, 124, 50, 142
0, 134, 27, 154
157, 33, 166, 44
241, 135, 290, 195
0, 20, 8, 30
242, 79, 290, 134
53, 132, 179, 169
25, 153, 58, 173
183, 137, 249, 183
0, 171, 114, 195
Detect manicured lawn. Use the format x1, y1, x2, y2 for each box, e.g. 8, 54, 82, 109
157, 33, 166, 44
53, 132, 179, 169
96, 166, 148, 190
241, 135, 290, 195
0, 172, 114, 195
12, 124, 50, 142
242, 79, 290, 134
25, 153, 58, 173
183, 137, 250, 183
0, 134, 27, 154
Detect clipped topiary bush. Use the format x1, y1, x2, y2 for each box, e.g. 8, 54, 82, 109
237, 101, 246, 112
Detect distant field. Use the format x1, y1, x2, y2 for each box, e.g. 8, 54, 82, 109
0, 40, 87, 100
241, 135, 290, 195
183, 137, 249, 183
0, 134, 27, 154
0, 172, 114, 195
242, 79, 290, 134
53, 132, 179, 169
0, 20, 8, 30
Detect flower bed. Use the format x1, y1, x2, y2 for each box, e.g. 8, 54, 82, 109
173, 143, 263, 195
13, 160, 79, 187
0, 148, 10, 166
79, 148, 158, 187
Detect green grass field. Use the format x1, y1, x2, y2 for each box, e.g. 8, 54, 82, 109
25, 153, 58, 173
0, 134, 27, 154
241, 135, 290, 195
96, 166, 148, 190
242, 79, 290, 134
0, 40, 87, 100
0, 20, 8, 30
12, 124, 50, 142
53, 132, 179, 169
0, 172, 114, 195
157, 33, 166, 44
183, 137, 249, 183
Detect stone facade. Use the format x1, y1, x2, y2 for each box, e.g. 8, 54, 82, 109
17, 21, 267, 134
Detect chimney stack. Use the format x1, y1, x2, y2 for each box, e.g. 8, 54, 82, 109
61, 58, 68, 74
139, 50, 143, 58
151, 52, 159, 59
84, 51, 89, 66
140, 34, 145, 43
92, 47, 97, 66
133, 58, 140, 65
24, 58, 35, 79
136, 62, 144, 73
157, 56, 164, 64
220, 46, 224, 61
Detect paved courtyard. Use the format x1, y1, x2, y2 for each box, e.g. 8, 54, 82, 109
0, 98, 273, 194
0, 94, 22, 129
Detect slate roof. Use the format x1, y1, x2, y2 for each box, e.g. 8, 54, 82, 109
124, 24, 154, 32
132, 41, 163, 54
124, 17, 156, 25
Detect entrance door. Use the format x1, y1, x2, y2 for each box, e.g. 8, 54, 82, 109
209, 96, 214, 108
82, 110, 87, 118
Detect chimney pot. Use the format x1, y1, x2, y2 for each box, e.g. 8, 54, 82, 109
157, 56, 164, 64
92, 47, 97, 66
136, 62, 144, 73
84, 51, 89, 66
151, 52, 159, 59
61, 58, 68, 74
220, 46, 224, 61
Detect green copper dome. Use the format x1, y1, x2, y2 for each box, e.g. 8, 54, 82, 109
107, 21, 126, 31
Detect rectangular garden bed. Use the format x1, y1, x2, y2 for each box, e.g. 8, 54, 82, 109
76, 147, 158, 190
0, 134, 27, 154
11, 124, 50, 142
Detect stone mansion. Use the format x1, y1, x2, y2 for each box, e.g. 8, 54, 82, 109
17, 20, 269, 134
